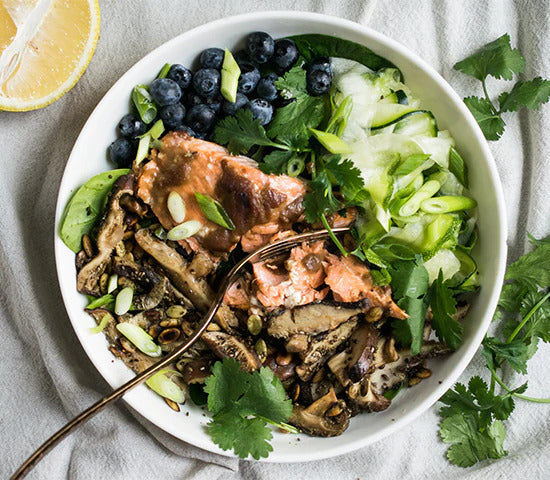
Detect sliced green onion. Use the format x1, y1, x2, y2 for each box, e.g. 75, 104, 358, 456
154, 226, 167, 240
220, 49, 241, 103
135, 135, 151, 166
422, 214, 459, 254
167, 191, 186, 223
86, 293, 114, 310
90, 313, 112, 334
420, 195, 477, 214
286, 156, 305, 177
194, 193, 235, 230
116, 322, 162, 357
139, 119, 164, 140
166, 220, 202, 240
309, 128, 351, 154
394, 153, 431, 176
327, 95, 353, 136
398, 179, 441, 217
146, 370, 186, 403
107, 274, 118, 294
132, 85, 157, 124
114, 287, 133, 315
449, 146, 469, 187
150, 139, 163, 150
157, 63, 171, 79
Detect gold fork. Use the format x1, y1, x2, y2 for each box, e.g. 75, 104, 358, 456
11, 227, 350, 479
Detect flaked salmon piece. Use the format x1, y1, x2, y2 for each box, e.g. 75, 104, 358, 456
253, 251, 328, 309
224, 275, 252, 310
323, 253, 407, 319
136, 132, 305, 256
285, 241, 327, 290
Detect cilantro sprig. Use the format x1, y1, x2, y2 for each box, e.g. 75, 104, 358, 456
454, 34, 550, 140
439, 234, 550, 467
203, 358, 294, 459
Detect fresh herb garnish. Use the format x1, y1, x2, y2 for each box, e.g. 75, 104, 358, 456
428, 271, 462, 351
439, 234, 550, 467
203, 358, 294, 459
454, 34, 550, 140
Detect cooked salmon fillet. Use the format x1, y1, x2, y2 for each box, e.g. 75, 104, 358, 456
136, 132, 306, 255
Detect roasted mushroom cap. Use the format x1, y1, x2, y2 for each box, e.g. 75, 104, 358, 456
202, 331, 261, 372
77, 174, 135, 296
267, 300, 368, 339
290, 388, 350, 437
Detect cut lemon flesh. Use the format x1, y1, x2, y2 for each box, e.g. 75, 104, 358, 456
0, 0, 100, 111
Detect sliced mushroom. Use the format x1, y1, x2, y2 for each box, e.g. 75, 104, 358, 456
347, 379, 391, 413
289, 388, 350, 437
268, 300, 368, 339
327, 322, 379, 387
77, 175, 135, 295
296, 319, 358, 381
179, 359, 212, 384
135, 228, 238, 330
202, 331, 261, 372
266, 355, 296, 383
453, 301, 470, 321
285, 334, 309, 353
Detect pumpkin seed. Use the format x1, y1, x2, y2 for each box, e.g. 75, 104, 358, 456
82, 234, 94, 257
99, 273, 109, 294
255, 338, 267, 358
115, 241, 126, 257
247, 314, 262, 335
167, 191, 186, 223
157, 328, 181, 344
166, 305, 187, 318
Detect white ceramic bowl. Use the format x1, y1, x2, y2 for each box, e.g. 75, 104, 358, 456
54, 11, 507, 462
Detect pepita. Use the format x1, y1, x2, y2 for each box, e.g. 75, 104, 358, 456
247, 314, 262, 335
255, 338, 267, 358
166, 305, 187, 318
82, 234, 94, 257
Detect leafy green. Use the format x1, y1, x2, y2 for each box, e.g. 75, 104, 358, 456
428, 271, 462, 350
194, 193, 235, 230
203, 358, 293, 459
439, 233, 550, 468
389, 258, 430, 354
259, 150, 296, 174
288, 34, 397, 71
448, 147, 469, 188
59, 169, 130, 252
323, 155, 369, 205
213, 109, 286, 154
454, 34, 549, 140
393, 153, 431, 176
303, 171, 343, 223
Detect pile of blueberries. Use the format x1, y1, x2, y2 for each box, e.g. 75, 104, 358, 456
109, 32, 333, 167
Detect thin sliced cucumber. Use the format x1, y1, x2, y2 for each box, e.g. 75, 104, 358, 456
393, 111, 437, 137
448, 247, 479, 288
370, 105, 421, 129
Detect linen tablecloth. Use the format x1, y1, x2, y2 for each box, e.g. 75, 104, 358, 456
2, 1, 549, 478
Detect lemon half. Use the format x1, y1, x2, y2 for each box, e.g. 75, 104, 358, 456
0, 0, 100, 111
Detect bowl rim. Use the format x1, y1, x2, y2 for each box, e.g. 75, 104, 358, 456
54, 10, 507, 463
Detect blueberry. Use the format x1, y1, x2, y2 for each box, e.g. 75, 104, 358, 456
272, 39, 299, 71
108, 137, 136, 167
185, 91, 203, 107
200, 48, 224, 69
150, 78, 182, 106
193, 68, 221, 97
205, 95, 222, 115
222, 92, 248, 116
159, 103, 186, 130
233, 49, 251, 66
247, 98, 273, 126
186, 104, 216, 132
246, 32, 274, 64
177, 125, 197, 137
256, 73, 279, 102
309, 56, 331, 74
118, 113, 146, 138
306, 68, 332, 96
167, 64, 193, 90
237, 61, 260, 95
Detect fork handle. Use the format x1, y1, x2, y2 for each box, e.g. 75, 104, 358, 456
10, 301, 221, 480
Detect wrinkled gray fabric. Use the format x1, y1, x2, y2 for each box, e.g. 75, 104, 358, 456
1, 0, 549, 479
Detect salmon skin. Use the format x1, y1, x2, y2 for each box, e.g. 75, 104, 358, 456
136, 131, 306, 256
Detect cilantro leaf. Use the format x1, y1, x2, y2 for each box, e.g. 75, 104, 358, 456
303, 171, 343, 223
499, 77, 550, 112
428, 271, 463, 350
463, 96, 506, 141
324, 155, 369, 205
482, 337, 529, 374
454, 33, 525, 81
213, 109, 283, 154
270, 66, 328, 145
505, 234, 550, 288
259, 150, 295, 174
518, 290, 550, 342
208, 412, 273, 460
440, 415, 507, 467
204, 357, 250, 414
389, 259, 429, 354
